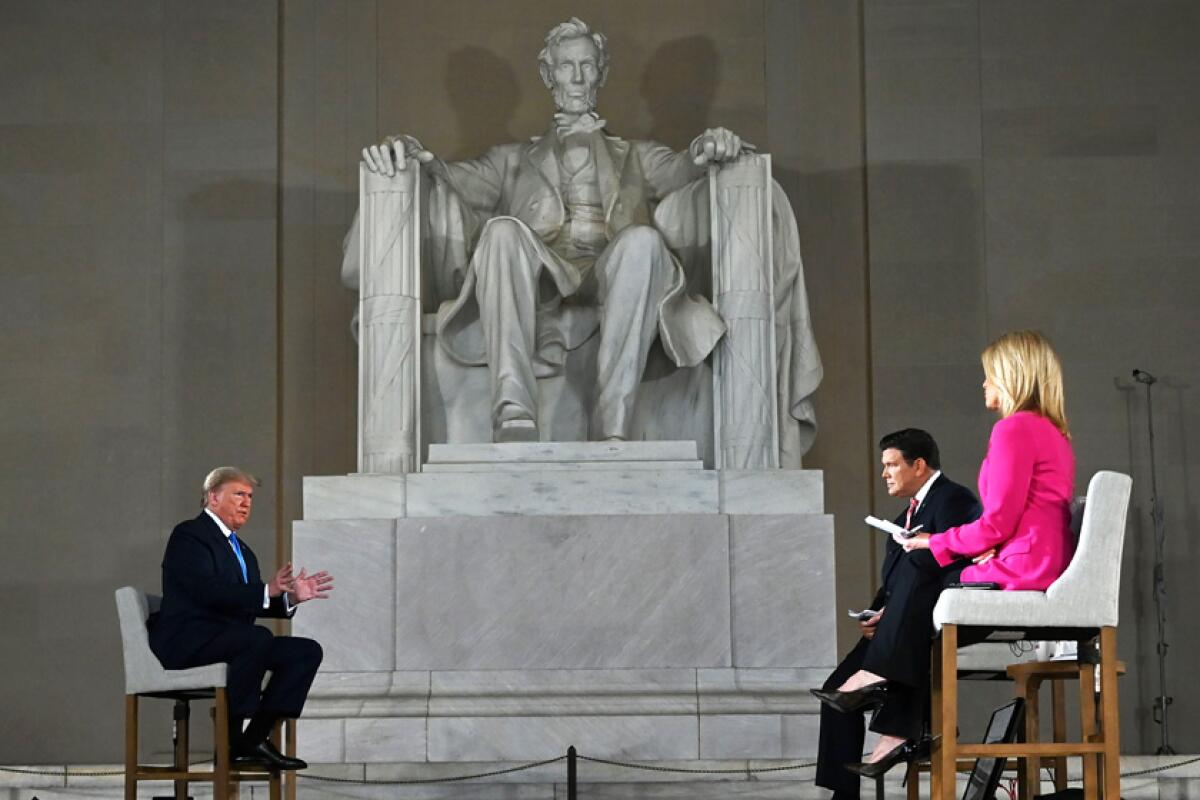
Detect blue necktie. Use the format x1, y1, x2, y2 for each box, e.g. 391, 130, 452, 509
228, 533, 249, 583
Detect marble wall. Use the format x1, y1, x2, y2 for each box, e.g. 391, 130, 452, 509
0, 0, 279, 763
3, 0, 1197, 764
863, 0, 1200, 751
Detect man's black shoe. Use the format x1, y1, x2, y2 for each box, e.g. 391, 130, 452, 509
233, 740, 308, 771
229, 750, 270, 771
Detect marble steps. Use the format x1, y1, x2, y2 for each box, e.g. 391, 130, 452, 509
423, 441, 703, 472
303, 467, 823, 519
426, 440, 703, 465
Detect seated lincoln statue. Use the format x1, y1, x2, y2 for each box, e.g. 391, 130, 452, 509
346, 17, 822, 459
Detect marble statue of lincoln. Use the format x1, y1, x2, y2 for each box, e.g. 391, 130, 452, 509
359, 17, 751, 443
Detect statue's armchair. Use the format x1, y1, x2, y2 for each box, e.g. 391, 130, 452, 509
351, 155, 786, 473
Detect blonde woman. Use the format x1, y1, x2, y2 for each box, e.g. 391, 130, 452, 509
814, 330, 1075, 776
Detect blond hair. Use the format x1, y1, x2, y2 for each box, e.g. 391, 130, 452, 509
201, 466, 260, 507
981, 330, 1069, 437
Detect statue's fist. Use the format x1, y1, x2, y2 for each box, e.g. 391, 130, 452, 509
690, 127, 755, 166
362, 134, 434, 176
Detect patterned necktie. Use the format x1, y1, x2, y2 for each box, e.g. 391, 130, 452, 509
228, 533, 249, 583
905, 497, 919, 530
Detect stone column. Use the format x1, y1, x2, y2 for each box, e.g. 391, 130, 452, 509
357, 163, 422, 473
710, 155, 779, 469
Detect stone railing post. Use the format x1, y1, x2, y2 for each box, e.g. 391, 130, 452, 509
709, 154, 779, 469
357, 163, 422, 473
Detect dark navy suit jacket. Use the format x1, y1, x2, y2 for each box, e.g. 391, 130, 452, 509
149, 511, 291, 668
870, 473, 982, 610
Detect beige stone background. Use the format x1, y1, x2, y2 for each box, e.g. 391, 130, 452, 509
0, 0, 1196, 762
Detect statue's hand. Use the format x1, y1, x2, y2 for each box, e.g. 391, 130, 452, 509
690, 127, 756, 166
362, 134, 434, 176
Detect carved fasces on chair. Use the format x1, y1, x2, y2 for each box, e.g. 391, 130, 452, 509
709, 154, 779, 469
358, 164, 422, 473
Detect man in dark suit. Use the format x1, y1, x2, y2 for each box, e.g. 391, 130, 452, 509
149, 467, 334, 770
815, 429, 981, 799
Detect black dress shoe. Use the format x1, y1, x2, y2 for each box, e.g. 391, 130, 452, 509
229, 751, 269, 771
843, 739, 914, 778
810, 681, 888, 714
233, 740, 308, 771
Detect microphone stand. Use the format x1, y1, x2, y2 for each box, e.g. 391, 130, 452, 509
1133, 369, 1175, 755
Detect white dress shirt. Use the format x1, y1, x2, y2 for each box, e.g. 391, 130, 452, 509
204, 507, 280, 610
911, 470, 942, 516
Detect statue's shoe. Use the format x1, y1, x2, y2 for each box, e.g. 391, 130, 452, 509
495, 418, 538, 442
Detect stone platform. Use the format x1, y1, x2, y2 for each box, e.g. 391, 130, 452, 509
291, 442, 837, 793
4, 756, 1198, 800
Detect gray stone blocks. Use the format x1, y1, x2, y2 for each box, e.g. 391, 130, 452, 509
293, 466, 836, 770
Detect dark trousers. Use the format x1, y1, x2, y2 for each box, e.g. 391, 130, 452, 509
816, 637, 871, 800
815, 638, 931, 799
817, 551, 967, 797
181, 624, 323, 720
862, 550, 966, 741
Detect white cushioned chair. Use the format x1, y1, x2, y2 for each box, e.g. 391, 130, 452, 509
927, 470, 1132, 800
116, 586, 294, 800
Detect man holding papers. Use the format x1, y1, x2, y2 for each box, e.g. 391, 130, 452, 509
814, 429, 981, 800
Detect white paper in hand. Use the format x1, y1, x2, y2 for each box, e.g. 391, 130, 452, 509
864, 515, 916, 538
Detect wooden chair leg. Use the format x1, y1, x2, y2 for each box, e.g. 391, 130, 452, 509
1099, 627, 1121, 800
174, 699, 191, 800
124, 695, 137, 800
931, 634, 944, 800
269, 721, 283, 800
906, 761, 921, 800
1016, 673, 1039, 800
1078, 661, 1098, 800
214, 688, 232, 800
286, 718, 298, 800
932, 625, 959, 800
1051, 677, 1068, 791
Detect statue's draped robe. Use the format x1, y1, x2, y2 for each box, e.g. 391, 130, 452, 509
342, 128, 823, 463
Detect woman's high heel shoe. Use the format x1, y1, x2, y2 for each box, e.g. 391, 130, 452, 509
842, 739, 913, 778
809, 680, 888, 714
843, 735, 937, 778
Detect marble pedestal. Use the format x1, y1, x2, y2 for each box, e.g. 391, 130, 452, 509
293, 442, 836, 796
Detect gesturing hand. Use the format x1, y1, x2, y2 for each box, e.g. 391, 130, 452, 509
291, 567, 334, 603
268, 562, 294, 598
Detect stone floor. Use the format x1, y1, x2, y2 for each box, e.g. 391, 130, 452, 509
2, 756, 1198, 800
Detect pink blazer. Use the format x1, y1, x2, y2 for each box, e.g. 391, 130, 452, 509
930, 411, 1075, 590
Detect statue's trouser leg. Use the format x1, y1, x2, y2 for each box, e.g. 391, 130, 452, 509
472, 218, 540, 431
592, 225, 675, 440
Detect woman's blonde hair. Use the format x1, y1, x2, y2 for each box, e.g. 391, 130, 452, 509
981, 330, 1070, 437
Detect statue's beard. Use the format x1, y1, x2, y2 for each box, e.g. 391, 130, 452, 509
551, 83, 599, 115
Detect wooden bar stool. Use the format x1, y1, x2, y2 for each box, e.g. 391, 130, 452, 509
116, 586, 299, 800
928, 472, 1131, 800
1008, 658, 1126, 800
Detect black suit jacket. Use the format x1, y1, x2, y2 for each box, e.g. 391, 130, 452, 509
149, 512, 291, 668
871, 474, 982, 610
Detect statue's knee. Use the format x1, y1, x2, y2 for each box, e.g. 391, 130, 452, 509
603, 225, 670, 288
612, 224, 665, 251
478, 216, 528, 248
474, 217, 536, 280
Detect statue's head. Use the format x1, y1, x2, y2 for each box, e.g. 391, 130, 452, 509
538, 17, 609, 114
